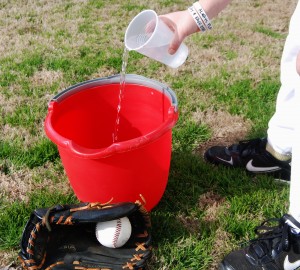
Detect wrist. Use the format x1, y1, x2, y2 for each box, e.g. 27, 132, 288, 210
187, 5, 207, 32
193, 1, 213, 30
184, 10, 201, 34
187, 1, 214, 33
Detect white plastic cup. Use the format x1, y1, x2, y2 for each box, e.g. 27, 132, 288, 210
125, 10, 189, 69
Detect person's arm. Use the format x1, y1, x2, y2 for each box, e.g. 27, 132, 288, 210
199, 0, 230, 19
160, 0, 230, 54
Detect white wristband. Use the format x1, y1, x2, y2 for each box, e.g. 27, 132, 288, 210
193, 1, 213, 30
188, 6, 206, 32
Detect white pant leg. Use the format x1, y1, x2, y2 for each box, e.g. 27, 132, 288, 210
267, 0, 300, 156
289, 75, 300, 220
267, 1, 300, 220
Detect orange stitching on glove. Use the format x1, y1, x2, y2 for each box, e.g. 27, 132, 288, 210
131, 253, 144, 261
122, 262, 135, 269
135, 242, 146, 251
64, 216, 73, 225
45, 261, 64, 270
56, 215, 64, 224
70, 199, 114, 212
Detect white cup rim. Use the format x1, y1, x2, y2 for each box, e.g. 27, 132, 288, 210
124, 9, 159, 51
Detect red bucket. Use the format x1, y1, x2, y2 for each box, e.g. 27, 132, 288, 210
44, 74, 178, 211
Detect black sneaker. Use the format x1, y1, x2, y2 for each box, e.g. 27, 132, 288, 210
219, 214, 300, 270
204, 138, 291, 182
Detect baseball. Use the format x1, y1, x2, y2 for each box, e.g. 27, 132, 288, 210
95, 217, 132, 248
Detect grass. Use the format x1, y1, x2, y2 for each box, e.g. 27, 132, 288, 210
0, 0, 295, 268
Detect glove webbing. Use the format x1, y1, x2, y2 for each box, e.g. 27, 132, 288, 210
69, 201, 114, 212
43, 202, 115, 232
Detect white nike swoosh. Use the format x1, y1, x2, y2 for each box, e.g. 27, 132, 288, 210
284, 255, 300, 270
246, 159, 281, 172
217, 157, 233, 165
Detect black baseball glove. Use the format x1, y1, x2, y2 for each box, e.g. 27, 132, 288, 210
19, 201, 152, 270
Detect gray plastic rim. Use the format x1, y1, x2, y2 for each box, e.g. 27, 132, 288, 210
51, 74, 178, 112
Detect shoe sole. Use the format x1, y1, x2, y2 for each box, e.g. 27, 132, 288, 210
204, 154, 290, 183
219, 262, 232, 270
274, 177, 290, 184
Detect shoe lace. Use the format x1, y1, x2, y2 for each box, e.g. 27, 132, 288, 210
243, 214, 300, 261
229, 138, 265, 156
250, 216, 290, 253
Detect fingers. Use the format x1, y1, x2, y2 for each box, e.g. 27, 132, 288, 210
159, 15, 184, 55
168, 33, 183, 55
160, 10, 199, 55
145, 19, 156, 34
159, 15, 176, 32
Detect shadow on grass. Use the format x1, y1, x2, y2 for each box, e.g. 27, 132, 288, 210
149, 149, 289, 268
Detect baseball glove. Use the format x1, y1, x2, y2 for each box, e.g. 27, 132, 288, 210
18, 200, 152, 270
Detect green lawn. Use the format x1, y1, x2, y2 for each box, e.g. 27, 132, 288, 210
0, 0, 293, 269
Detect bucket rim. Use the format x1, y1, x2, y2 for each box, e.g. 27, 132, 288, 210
51, 74, 178, 111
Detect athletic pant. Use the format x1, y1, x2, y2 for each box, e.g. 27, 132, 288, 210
267, 0, 300, 221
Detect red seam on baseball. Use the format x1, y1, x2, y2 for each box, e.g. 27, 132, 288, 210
112, 218, 122, 248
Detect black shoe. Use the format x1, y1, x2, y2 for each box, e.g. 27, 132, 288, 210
204, 138, 291, 182
219, 214, 300, 270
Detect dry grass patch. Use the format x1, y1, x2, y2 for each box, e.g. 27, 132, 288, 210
193, 108, 252, 154
92, 67, 121, 78
209, 228, 235, 270
198, 191, 225, 210
198, 192, 232, 269
0, 94, 23, 115
185, 0, 295, 83
177, 214, 201, 236
2, 124, 44, 149
198, 191, 229, 222
0, 169, 32, 202
0, 162, 72, 203
0, 0, 88, 58
176, 191, 229, 237
0, 251, 19, 269
30, 69, 63, 87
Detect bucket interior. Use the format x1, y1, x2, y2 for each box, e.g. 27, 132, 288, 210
50, 83, 172, 149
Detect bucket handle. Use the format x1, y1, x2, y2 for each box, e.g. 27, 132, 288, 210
51, 74, 178, 110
